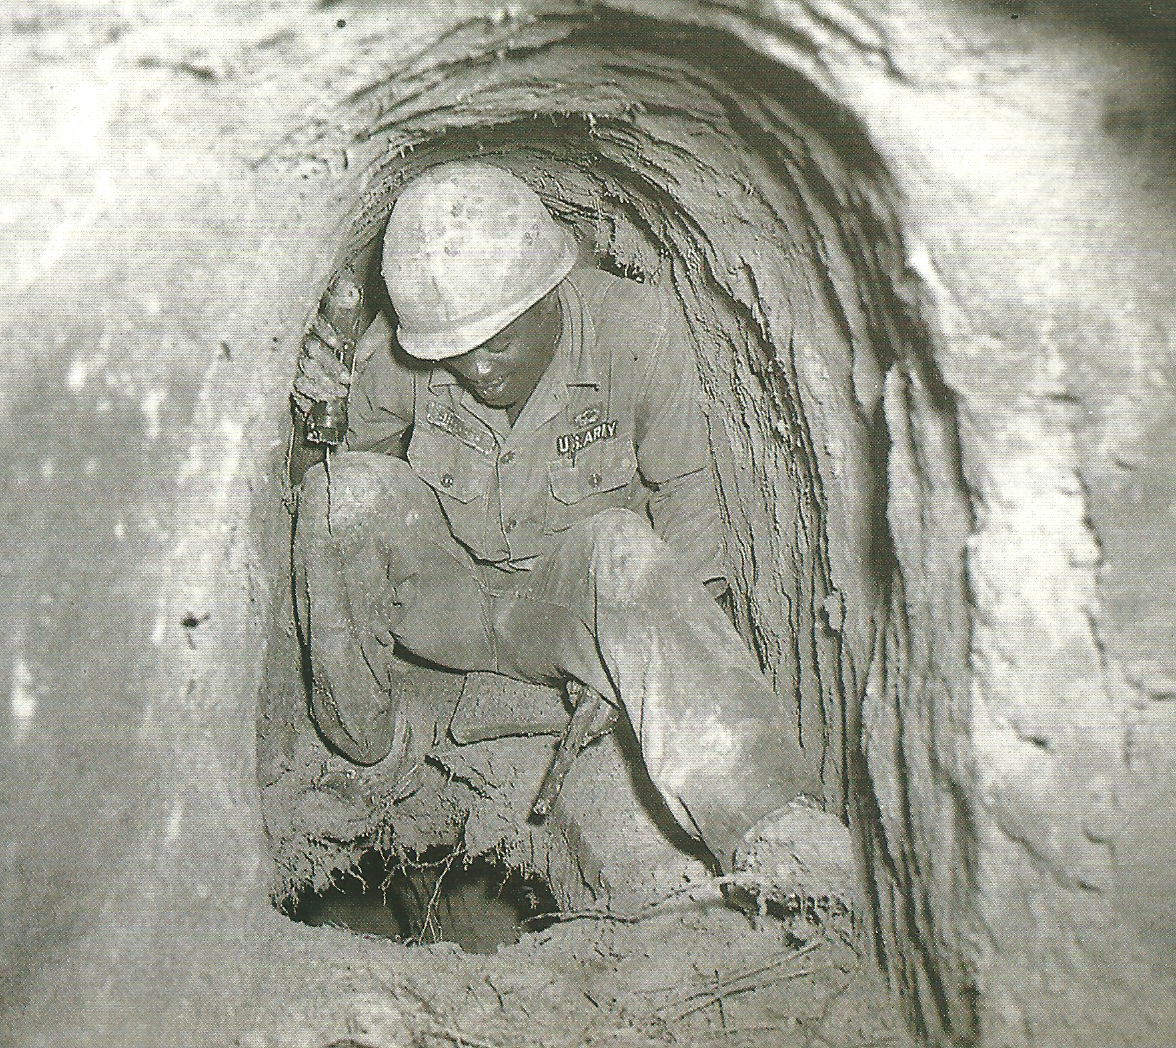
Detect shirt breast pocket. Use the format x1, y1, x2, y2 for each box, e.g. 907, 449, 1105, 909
545, 439, 639, 534
407, 426, 491, 506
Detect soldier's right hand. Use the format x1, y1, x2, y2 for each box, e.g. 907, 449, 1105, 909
291, 315, 351, 416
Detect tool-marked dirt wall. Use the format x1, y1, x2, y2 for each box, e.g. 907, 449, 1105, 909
2, 2, 1175, 1047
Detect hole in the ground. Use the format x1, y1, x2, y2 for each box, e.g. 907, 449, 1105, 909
283, 848, 559, 953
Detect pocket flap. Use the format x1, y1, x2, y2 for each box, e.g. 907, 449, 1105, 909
548, 440, 638, 505
408, 431, 486, 504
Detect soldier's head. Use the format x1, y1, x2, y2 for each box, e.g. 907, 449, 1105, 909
381, 161, 577, 413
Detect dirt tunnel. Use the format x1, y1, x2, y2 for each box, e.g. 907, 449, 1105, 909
4, 2, 1176, 1047
261, 0, 926, 1000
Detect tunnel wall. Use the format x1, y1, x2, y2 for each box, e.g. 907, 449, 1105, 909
2, 2, 1175, 1047
765, 2, 1176, 1044
0, 5, 408, 1041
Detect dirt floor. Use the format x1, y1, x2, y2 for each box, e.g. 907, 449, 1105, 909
251, 626, 909, 1048
239, 893, 910, 1048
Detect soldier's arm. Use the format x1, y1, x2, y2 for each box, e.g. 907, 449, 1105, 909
632, 288, 730, 593
342, 312, 415, 455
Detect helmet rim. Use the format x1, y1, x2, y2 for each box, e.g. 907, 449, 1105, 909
381, 161, 580, 361
395, 226, 577, 361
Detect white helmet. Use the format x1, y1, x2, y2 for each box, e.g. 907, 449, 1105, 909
382, 161, 578, 361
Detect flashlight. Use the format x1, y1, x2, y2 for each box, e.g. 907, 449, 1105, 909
305, 266, 364, 447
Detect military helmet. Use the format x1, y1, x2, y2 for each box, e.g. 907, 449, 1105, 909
381, 161, 578, 361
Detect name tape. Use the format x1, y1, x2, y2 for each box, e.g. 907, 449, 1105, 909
424, 401, 495, 456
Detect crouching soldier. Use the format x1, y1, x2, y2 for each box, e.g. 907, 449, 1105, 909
291, 161, 857, 912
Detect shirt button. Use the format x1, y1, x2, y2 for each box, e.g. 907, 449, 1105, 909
504, 518, 518, 533
500, 451, 516, 464
440, 472, 454, 488
588, 472, 603, 488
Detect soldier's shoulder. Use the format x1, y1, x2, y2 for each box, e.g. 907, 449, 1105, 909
568, 267, 673, 333
354, 311, 418, 401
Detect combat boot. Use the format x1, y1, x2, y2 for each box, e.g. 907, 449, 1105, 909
727, 796, 862, 928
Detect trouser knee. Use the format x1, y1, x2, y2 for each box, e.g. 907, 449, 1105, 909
297, 453, 418, 538
583, 508, 668, 604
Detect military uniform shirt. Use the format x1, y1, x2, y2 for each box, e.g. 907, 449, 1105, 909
345, 267, 727, 586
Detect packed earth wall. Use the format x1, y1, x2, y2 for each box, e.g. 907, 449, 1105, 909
2, 2, 1175, 1047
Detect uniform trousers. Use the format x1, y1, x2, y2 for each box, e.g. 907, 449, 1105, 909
293, 451, 815, 868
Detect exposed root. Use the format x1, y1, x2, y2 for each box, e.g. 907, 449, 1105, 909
663, 937, 826, 1021
404, 843, 467, 947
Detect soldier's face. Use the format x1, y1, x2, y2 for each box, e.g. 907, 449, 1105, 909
446, 290, 561, 414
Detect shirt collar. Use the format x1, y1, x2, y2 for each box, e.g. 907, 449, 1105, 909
427, 367, 457, 392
